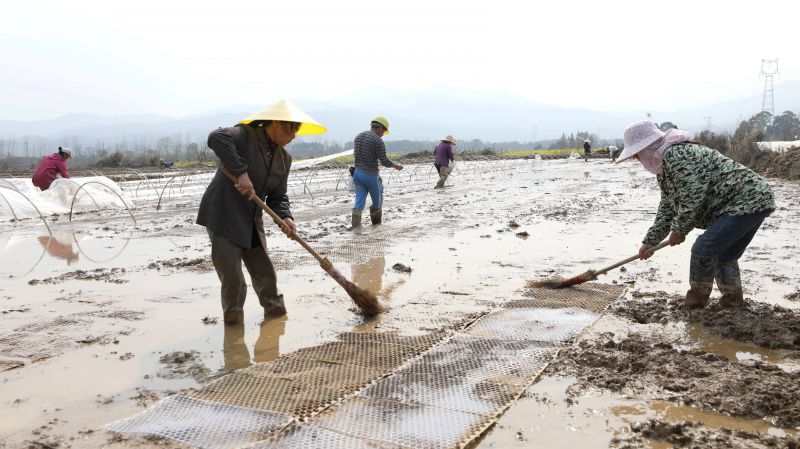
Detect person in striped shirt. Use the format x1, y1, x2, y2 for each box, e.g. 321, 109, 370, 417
351, 116, 403, 228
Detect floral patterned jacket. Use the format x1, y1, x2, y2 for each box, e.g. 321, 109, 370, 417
643, 144, 775, 244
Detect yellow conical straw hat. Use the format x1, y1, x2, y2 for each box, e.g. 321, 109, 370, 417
239, 100, 327, 135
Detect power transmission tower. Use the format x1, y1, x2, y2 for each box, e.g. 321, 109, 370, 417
760, 59, 779, 116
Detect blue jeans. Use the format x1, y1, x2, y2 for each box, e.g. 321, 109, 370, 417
353, 168, 383, 210
691, 211, 771, 261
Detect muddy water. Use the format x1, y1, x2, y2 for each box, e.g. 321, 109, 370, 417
2, 158, 799, 448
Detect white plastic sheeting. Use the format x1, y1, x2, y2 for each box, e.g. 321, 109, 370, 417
756, 141, 800, 153
0, 176, 134, 221
292, 149, 354, 170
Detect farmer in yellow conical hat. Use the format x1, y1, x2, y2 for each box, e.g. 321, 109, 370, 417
197, 100, 326, 324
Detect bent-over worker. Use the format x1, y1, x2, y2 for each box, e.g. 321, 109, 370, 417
618, 121, 775, 309
32, 146, 71, 190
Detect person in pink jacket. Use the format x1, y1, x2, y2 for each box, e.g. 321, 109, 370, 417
32, 146, 71, 190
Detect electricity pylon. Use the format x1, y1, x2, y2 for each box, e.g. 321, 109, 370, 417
760, 59, 779, 116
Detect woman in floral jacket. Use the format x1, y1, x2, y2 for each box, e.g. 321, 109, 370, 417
617, 121, 775, 308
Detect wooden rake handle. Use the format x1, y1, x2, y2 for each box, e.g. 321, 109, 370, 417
593, 240, 670, 277
219, 166, 329, 267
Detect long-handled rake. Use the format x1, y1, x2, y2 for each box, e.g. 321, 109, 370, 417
527, 241, 669, 289
220, 167, 382, 316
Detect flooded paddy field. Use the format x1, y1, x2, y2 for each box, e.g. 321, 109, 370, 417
1, 158, 799, 448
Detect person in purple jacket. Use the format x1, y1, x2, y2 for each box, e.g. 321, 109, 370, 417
32, 146, 71, 190
433, 135, 456, 189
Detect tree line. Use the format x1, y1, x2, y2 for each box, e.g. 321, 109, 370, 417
1, 111, 797, 171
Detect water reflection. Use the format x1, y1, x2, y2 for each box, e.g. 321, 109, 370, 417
351, 254, 406, 301
682, 322, 799, 372
37, 235, 79, 264
611, 400, 798, 437
352, 256, 386, 296
223, 316, 287, 370
254, 316, 286, 363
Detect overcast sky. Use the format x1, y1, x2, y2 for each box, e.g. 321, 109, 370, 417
1, 0, 798, 121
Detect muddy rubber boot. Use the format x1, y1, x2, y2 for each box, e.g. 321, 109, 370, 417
435, 168, 447, 189
351, 208, 363, 229
370, 207, 382, 225
686, 254, 716, 309
223, 309, 244, 325
716, 260, 744, 308
262, 294, 287, 317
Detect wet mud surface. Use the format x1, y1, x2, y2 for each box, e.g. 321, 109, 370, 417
548, 334, 800, 427
539, 292, 800, 447
2, 158, 800, 448
157, 350, 211, 382
27, 267, 129, 285
612, 419, 800, 449
615, 294, 800, 350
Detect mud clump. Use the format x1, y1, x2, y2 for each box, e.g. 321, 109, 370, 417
28, 268, 128, 285
148, 257, 214, 273
131, 388, 161, 408
547, 334, 800, 428
611, 419, 800, 449
158, 350, 211, 383
392, 263, 413, 273
613, 295, 800, 350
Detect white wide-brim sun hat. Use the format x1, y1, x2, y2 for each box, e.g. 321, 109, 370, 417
239, 100, 327, 135
441, 135, 456, 144
615, 120, 665, 164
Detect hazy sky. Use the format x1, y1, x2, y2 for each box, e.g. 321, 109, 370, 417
2, 0, 798, 121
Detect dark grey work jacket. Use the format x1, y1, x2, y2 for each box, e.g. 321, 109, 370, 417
196, 124, 292, 249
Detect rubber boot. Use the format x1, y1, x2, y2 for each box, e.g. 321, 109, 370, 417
686, 254, 716, 309
262, 293, 287, 317
351, 208, 363, 229
435, 167, 448, 189
223, 309, 244, 325
716, 260, 744, 308
370, 207, 382, 225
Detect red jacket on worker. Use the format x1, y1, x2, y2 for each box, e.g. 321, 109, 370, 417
32, 153, 70, 190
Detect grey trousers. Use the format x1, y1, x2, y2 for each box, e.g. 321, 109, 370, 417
435, 166, 451, 189
207, 230, 284, 314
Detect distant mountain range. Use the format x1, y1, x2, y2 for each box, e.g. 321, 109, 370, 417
1, 81, 798, 149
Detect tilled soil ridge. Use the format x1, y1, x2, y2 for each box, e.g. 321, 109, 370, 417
547, 334, 800, 428
613, 295, 800, 350
611, 419, 800, 449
